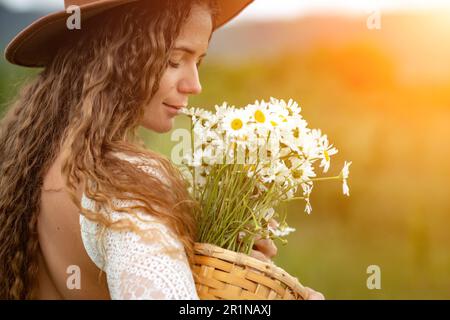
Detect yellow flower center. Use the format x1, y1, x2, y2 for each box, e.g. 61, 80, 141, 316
270, 120, 278, 127
324, 150, 330, 162
231, 118, 243, 130
293, 169, 303, 179
254, 110, 266, 123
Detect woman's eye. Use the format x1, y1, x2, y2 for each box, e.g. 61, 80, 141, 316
169, 59, 202, 69
169, 61, 180, 68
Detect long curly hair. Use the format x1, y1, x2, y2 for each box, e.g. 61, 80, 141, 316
0, 0, 218, 299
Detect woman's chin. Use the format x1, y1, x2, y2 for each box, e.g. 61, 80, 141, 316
155, 125, 173, 133
142, 121, 173, 133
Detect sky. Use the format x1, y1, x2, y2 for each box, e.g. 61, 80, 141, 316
2, 0, 450, 24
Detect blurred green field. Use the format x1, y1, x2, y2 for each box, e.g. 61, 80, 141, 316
146, 48, 450, 299
2, 18, 450, 299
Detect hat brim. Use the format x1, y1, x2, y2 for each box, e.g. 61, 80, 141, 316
4, 0, 253, 67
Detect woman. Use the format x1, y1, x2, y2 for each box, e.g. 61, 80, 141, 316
0, 0, 324, 300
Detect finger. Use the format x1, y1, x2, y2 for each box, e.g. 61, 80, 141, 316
253, 238, 277, 255
249, 249, 272, 263
253, 238, 278, 258
304, 287, 325, 300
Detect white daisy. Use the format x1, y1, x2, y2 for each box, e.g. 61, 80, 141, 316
269, 225, 296, 237
261, 207, 275, 221
290, 158, 316, 183
246, 102, 270, 124
192, 148, 204, 166
266, 101, 289, 129
304, 198, 312, 214
317, 134, 338, 173
341, 161, 352, 196
221, 109, 251, 138
181, 106, 211, 120
302, 183, 314, 214
286, 98, 302, 116
214, 102, 234, 120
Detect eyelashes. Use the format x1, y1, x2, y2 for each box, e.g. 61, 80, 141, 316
169, 61, 180, 68
168, 60, 203, 69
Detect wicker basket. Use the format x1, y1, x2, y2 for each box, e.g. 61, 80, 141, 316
193, 242, 309, 300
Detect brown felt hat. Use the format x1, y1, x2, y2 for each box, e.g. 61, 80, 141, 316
4, 0, 253, 68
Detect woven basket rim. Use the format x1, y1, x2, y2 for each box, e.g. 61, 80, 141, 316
194, 242, 309, 299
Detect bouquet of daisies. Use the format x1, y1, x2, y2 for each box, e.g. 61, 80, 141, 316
180, 97, 352, 255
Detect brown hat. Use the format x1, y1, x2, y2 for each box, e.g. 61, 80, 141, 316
4, 0, 253, 68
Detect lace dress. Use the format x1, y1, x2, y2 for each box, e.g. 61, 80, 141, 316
79, 152, 199, 300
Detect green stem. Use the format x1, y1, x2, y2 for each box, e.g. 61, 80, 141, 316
307, 175, 341, 182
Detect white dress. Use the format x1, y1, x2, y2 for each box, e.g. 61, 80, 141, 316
79, 152, 199, 300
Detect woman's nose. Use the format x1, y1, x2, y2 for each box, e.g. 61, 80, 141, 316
178, 66, 202, 95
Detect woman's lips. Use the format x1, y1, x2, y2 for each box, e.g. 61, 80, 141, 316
163, 103, 182, 115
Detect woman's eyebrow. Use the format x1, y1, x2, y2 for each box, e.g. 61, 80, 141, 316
173, 46, 207, 58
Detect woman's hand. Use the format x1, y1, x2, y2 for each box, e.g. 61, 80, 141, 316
250, 236, 278, 262
249, 218, 279, 263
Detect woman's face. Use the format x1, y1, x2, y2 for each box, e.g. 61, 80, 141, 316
140, 4, 213, 133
